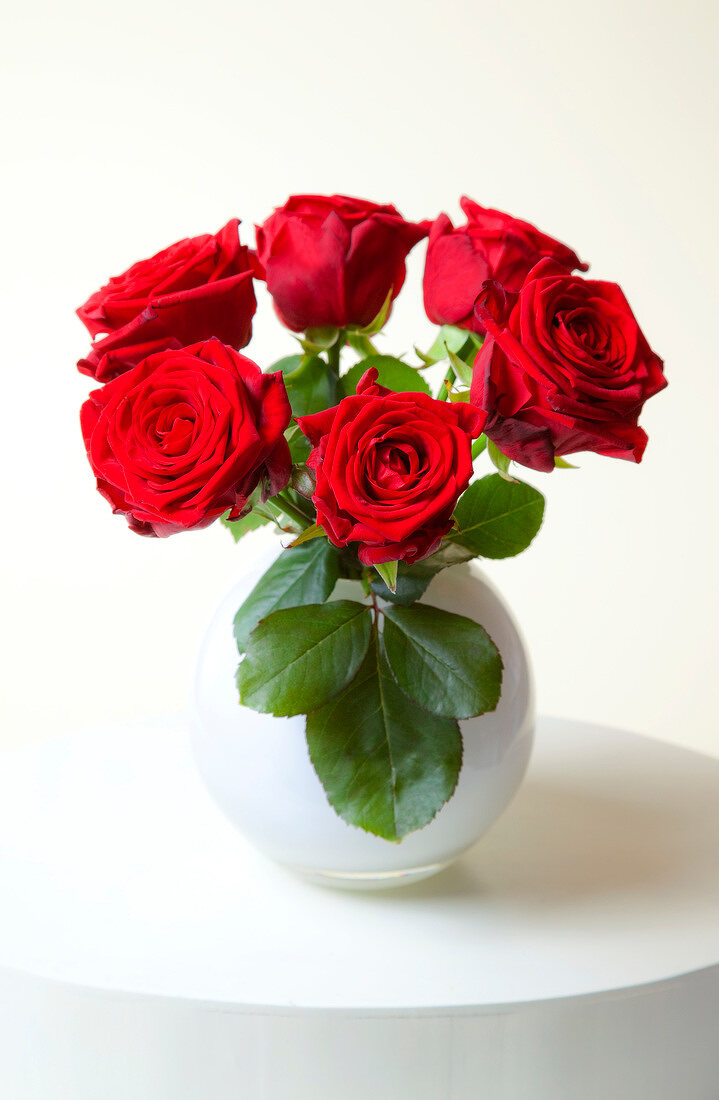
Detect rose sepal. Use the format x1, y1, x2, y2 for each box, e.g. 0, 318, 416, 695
416, 324, 471, 366
287, 523, 326, 548
487, 439, 514, 480
349, 287, 393, 337
300, 327, 342, 353
373, 560, 398, 594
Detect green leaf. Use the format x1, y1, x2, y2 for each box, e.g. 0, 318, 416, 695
414, 345, 436, 367
424, 324, 471, 363
347, 331, 379, 359
373, 559, 398, 593
267, 354, 303, 375
447, 347, 474, 387
369, 541, 474, 608
487, 439, 513, 479
451, 474, 545, 559
420, 541, 474, 569
220, 498, 270, 542
369, 540, 481, 606
287, 522, 325, 548
341, 355, 430, 397
233, 540, 341, 652
383, 604, 502, 719
238, 600, 372, 717
370, 561, 435, 606
285, 424, 311, 465
306, 635, 462, 840
220, 510, 270, 541
554, 455, 578, 469
283, 355, 339, 417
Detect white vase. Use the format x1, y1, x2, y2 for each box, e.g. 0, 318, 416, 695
191, 550, 535, 889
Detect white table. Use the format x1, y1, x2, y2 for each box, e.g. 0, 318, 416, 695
0, 716, 717, 1099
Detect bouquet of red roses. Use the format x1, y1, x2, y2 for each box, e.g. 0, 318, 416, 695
77, 194, 665, 840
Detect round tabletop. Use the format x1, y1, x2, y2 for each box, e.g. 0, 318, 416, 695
1, 715, 718, 1099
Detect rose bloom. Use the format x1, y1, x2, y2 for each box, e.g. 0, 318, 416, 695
81, 338, 291, 536
297, 369, 485, 565
423, 197, 587, 333
470, 259, 666, 472
255, 194, 428, 332
77, 220, 257, 382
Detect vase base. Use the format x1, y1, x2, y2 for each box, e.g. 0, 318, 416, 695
289, 859, 453, 891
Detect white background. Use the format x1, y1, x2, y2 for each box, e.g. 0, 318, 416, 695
1, 0, 717, 757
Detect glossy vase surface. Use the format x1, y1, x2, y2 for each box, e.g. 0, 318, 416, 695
191, 550, 535, 888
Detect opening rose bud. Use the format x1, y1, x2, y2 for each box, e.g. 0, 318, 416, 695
423, 197, 587, 334
255, 194, 429, 333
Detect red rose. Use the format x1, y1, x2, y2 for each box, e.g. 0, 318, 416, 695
423, 197, 587, 332
470, 260, 666, 472
77, 220, 257, 382
297, 369, 485, 565
80, 338, 291, 537
255, 194, 428, 332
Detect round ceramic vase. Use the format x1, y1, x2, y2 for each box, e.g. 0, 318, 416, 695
191, 549, 534, 889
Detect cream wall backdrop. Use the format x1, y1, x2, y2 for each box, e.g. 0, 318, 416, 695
1, 0, 717, 757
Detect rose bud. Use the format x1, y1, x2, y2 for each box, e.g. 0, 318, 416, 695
423, 197, 587, 333
297, 369, 485, 566
80, 338, 291, 536
255, 194, 428, 332
470, 258, 666, 472
77, 220, 257, 382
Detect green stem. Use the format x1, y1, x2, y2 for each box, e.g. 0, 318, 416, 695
262, 500, 298, 531
326, 335, 343, 377
253, 504, 280, 524
471, 434, 487, 460
272, 491, 314, 530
